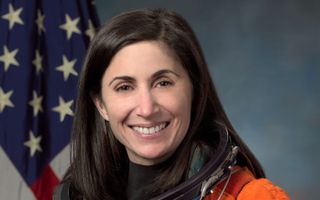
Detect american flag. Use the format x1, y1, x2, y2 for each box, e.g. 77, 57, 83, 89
0, 0, 99, 199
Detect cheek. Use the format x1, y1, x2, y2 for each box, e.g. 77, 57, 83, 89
174, 86, 193, 114
105, 101, 130, 123
102, 90, 134, 122
105, 102, 131, 142
163, 91, 192, 121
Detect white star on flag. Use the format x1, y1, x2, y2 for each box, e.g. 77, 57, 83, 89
32, 50, 43, 74
0, 87, 14, 113
28, 90, 43, 117
52, 96, 74, 122
59, 14, 81, 39
1, 4, 24, 30
56, 55, 78, 81
85, 20, 95, 40
24, 131, 42, 157
35, 9, 45, 35
0, 45, 19, 72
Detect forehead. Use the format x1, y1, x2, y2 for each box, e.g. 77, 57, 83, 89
103, 41, 183, 78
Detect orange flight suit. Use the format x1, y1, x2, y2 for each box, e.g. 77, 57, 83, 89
204, 167, 290, 200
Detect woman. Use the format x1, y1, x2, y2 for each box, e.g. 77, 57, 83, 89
54, 8, 289, 200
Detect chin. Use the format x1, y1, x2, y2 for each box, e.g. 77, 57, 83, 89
132, 147, 173, 165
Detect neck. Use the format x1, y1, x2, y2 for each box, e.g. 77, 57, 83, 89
126, 160, 169, 200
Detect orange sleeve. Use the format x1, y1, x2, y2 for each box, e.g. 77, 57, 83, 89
237, 178, 290, 200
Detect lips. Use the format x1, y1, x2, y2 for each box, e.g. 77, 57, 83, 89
131, 122, 169, 135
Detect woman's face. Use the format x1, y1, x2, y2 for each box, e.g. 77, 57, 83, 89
94, 41, 193, 165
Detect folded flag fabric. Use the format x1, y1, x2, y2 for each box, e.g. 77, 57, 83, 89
0, 0, 100, 199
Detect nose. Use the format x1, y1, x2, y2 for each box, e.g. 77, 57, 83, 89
135, 88, 159, 118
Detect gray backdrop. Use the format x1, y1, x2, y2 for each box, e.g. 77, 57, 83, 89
95, 1, 320, 199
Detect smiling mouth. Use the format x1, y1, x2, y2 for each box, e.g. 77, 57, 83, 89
130, 122, 169, 135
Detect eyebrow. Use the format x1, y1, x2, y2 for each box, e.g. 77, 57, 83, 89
108, 76, 135, 86
108, 69, 180, 86
151, 69, 180, 79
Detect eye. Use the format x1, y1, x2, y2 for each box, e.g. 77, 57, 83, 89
115, 84, 133, 92
156, 80, 173, 88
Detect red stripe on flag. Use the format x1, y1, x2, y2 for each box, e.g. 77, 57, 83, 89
31, 166, 60, 200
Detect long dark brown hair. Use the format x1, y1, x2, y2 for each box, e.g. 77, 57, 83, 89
65, 8, 265, 199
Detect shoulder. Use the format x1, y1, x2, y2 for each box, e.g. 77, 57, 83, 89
53, 182, 71, 200
237, 178, 290, 200
205, 167, 290, 200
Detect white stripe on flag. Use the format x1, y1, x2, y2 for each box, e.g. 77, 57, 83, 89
0, 146, 36, 200
50, 144, 71, 180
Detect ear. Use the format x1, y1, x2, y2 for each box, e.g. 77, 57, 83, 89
92, 96, 109, 121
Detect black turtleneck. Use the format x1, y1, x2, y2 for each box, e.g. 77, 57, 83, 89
126, 161, 167, 200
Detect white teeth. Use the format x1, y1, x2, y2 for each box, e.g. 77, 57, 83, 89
150, 127, 155, 133
132, 123, 167, 135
